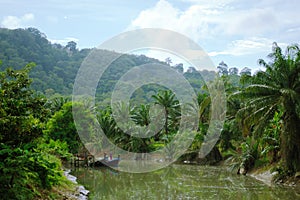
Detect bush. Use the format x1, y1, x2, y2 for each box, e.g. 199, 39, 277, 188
0, 141, 70, 199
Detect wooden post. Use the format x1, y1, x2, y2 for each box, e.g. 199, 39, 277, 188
74, 154, 81, 168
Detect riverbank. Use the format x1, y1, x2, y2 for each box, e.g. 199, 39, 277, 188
248, 166, 300, 188
180, 152, 300, 188
60, 169, 89, 200
249, 168, 274, 186
219, 156, 300, 188
38, 174, 88, 200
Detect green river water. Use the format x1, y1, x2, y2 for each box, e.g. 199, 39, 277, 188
71, 164, 300, 200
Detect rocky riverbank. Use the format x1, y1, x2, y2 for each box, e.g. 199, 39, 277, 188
62, 169, 90, 200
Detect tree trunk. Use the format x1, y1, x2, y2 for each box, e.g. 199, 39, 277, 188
165, 109, 168, 135
282, 109, 300, 173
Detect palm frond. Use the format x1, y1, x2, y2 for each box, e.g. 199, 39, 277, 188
244, 84, 279, 96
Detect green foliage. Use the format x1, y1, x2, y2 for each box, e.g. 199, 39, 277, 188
0, 63, 71, 199
0, 27, 216, 101
271, 165, 294, 182
261, 111, 282, 163
183, 69, 207, 93
189, 132, 205, 151
46, 95, 70, 115
131, 104, 151, 126
45, 101, 97, 154
219, 120, 241, 151
0, 142, 66, 199
0, 28, 84, 94
152, 90, 180, 135
226, 137, 260, 173
0, 63, 49, 145
97, 104, 154, 153
36, 138, 72, 160
97, 106, 119, 138
95, 90, 183, 153
2, 27, 300, 184
233, 43, 300, 173
240, 137, 260, 170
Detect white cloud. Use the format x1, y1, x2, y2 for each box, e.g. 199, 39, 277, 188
1, 13, 34, 29
129, 0, 299, 43
180, 0, 236, 7
209, 37, 287, 56
130, 0, 179, 29
287, 27, 300, 33
222, 8, 279, 36
129, 0, 222, 42
49, 37, 79, 46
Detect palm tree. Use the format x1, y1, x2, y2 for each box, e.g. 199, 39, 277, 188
234, 43, 300, 173
46, 96, 69, 114
131, 104, 150, 126
152, 90, 180, 135
96, 107, 118, 138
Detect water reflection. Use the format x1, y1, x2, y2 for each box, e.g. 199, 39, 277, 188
71, 164, 300, 200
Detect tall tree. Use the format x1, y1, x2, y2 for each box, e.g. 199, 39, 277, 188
165, 57, 172, 65
234, 43, 300, 173
229, 67, 239, 75
172, 63, 184, 74
240, 67, 251, 76
217, 61, 228, 76
65, 41, 77, 52
152, 90, 179, 135
0, 63, 48, 145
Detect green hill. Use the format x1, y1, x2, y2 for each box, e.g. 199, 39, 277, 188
0, 28, 216, 101
0, 27, 91, 95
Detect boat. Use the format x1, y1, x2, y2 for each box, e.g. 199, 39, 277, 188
93, 153, 120, 167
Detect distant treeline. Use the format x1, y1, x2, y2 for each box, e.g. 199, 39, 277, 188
0, 27, 216, 101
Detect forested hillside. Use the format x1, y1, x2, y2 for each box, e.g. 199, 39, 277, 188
0, 28, 216, 100
0, 28, 87, 94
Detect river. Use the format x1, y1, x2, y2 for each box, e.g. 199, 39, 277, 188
71, 164, 299, 199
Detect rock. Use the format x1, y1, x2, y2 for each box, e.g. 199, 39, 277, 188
77, 186, 89, 196
295, 171, 300, 178
271, 171, 278, 176
64, 169, 89, 200
64, 169, 77, 183
238, 167, 247, 175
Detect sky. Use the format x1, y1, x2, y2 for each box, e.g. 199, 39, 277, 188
1, 0, 300, 72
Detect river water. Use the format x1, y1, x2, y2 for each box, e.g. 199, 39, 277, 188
71, 164, 299, 200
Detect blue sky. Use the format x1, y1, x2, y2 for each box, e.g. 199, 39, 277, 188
1, 0, 300, 72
